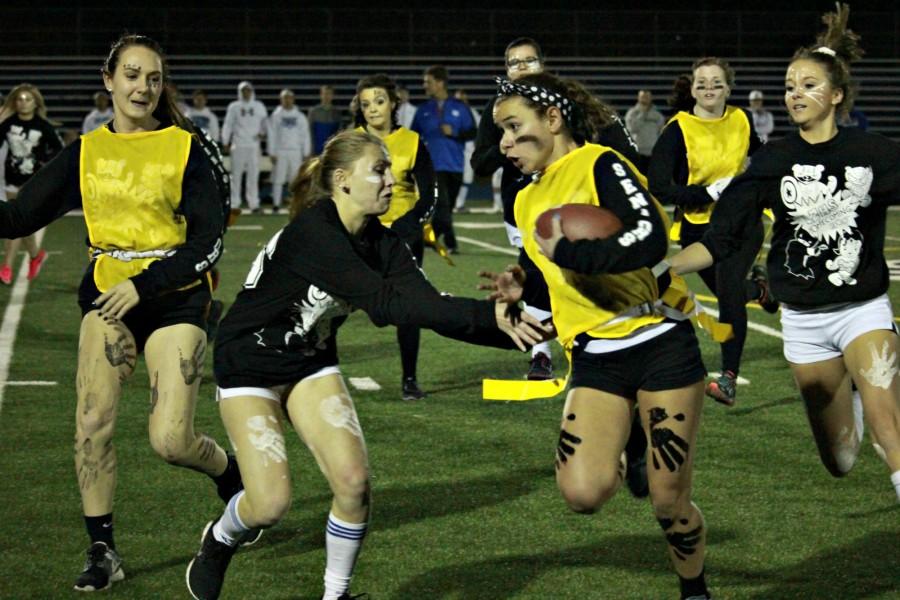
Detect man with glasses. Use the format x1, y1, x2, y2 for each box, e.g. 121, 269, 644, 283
471, 37, 555, 380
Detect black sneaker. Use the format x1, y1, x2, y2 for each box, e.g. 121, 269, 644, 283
750, 264, 778, 314
706, 370, 737, 407
186, 521, 238, 600
323, 593, 369, 600
74, 541, 124, 592
402, 377, 426, 401
623, 411, 649, 498
527, 352, 553, 380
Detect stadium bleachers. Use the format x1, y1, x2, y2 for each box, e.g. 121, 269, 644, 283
1, 55, 898, 140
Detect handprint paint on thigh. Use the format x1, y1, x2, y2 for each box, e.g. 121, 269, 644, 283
319, 393, 363, 438
648, 406, 689, 472
246, 415, 287, 466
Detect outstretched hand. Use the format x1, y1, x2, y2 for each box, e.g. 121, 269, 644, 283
94, 279, 140, 321
534, 212, 564, 261
478, 264, 525, 303
494, 301, 555, 352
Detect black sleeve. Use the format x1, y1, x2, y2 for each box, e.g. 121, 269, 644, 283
40, 119, 64, 159
0, 141, 82, 238
647, 122, 714, 209
552, 152, 668, 274
471, 97, 506, 176
700, 167, 767, 262
743, 108, 763, 156
130, 139, 224, 298
596, 115, 642, 168
391, 139, 435, 242
377, 230, 517, 349
869, 134, 900, 205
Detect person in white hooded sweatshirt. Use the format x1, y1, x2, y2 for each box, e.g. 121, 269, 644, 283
222, 81, 267, 211
267, 89, 311, 212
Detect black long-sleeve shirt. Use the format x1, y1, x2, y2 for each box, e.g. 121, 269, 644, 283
648, 108, 762, 209
701, 127, 900, 309
0, 114, 63, 187
0, 128, 223, 298
215, 198, 511, 388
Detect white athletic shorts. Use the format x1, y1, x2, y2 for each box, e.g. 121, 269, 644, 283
780, 293, 896, 364
217, 365, 341, 403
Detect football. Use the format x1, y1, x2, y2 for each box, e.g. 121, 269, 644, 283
535, 204, 623, 241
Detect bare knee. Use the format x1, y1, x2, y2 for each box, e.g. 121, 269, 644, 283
650, 481, 691, 520
559, 470, 619, 514
148, 424, 193, 464
245, 491, 292, 528
76, 393, 116, 442
329, 464, 370, 508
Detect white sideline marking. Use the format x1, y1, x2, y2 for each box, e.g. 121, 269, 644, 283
454, 222, 506, 230
0, 230, 46, 415
4, 381, 57, 386
709, 372, 750, 385
231, 225, 264, 231
456, 236, 518, 256
348, 377, 381, 391
703, 305, 784, 340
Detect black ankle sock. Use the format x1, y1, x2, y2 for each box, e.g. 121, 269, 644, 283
212, 454, 244, 504
84, 514, 115, 549
679, 569, 709, 599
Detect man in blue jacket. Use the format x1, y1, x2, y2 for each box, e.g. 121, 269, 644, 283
412, 65, 476, 254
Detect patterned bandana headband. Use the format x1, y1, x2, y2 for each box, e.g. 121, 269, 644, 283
495, 77, 573, 120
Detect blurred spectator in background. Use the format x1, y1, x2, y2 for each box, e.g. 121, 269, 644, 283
223, 81, 267, 212
309, 84, 343, 154
81, 91, 113, 134
666, 74, 694, 117
186, 89, 220, 142
453, 88, 480, 212
397, 85, 416, 129
624, 89, 665, 172
842, 107, 869, 130
267, 89, 311, 213
412, 65, 475, 254
748, 89, 774, 142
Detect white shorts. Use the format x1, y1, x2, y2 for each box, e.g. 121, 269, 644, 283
780, 294, 897, 364
217, 365, 341, 403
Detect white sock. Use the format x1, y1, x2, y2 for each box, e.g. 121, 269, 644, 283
492, 191, 502, 210
272, 184, 283, 208
212, 491, 249, 547
531, 341, 551, 359
323, 512, 367, 600
852, 389, 865, 444
891, 471, 900, 502
455, 185, 469, 209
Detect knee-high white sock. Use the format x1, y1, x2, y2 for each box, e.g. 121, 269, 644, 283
213, 491, 249, 547
323, 512, 368, 600
891, 471, 900, 502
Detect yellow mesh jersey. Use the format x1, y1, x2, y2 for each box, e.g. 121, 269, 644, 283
670, 106, 750, 225
80, 125, 192, 292
355, 127, 420, 225
515, 144, 666, 350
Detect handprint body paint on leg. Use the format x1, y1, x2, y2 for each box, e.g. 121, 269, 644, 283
555, 413, 581, 469
648, 406, 689, 472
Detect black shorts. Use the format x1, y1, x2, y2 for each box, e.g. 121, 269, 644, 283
78, 266, 211, 353
569, 320, 707, 400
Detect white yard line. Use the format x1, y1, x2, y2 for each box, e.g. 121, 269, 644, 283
0, 229, 46, 415
456, 236, 518, 256
5, 381, 57, 386
454, 222, 506, 229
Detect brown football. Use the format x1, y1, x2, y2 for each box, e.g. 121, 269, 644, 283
535, 204, 623, 241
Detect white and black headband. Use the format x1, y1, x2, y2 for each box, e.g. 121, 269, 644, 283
495, 77, 573, 120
